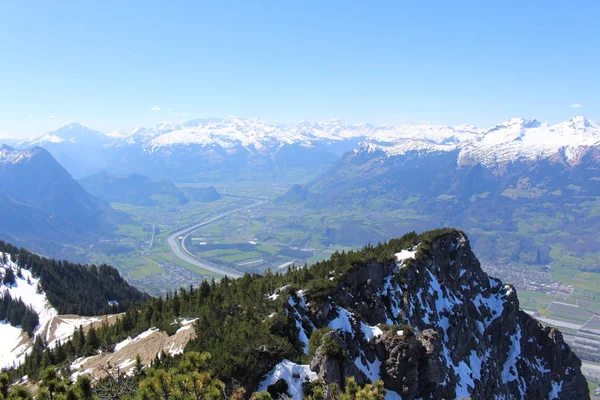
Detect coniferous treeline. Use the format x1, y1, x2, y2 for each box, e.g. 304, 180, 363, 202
0, 292, 39, 337
8, 228, 460, 389
0, 241, 150, 315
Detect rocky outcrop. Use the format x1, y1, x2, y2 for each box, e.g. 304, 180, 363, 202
309, 331, 366, 387
287, 230, 589, 399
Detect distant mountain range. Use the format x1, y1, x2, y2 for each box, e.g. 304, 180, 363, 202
12, 116, 600, 181
0, 145, 116, 259
277, 117, 600, 270
7, 116, 600, 267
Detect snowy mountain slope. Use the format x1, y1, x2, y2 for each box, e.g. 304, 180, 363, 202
258, 231, 587, 399
17, 117, 600, 162
15, 116, 600, 181
116, 116, 599, 164
458, 117, 600, 166
355, 116, 600, 167
0, 253, 94, 369
69, 318, 197, 381
17, 123, 111, 147
113, 117, 483, 154
0, 246, 149, 370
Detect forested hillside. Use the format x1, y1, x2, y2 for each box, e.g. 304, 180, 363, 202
4, 229, 587, 399
5, 230, 450, 379
0, 241, 149, 316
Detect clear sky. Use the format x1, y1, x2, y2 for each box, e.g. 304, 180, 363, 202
0, 0, 598, 137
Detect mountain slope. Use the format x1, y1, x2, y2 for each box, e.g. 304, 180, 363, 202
79, 172, 221, 205
0, 145, 117, 259
79, 172, 188, 206
268, 230, 587, 399
0, 242, 148, 369
3, 229, 587, 398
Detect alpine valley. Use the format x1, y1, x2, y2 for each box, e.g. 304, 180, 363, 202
2, 116, 600, 398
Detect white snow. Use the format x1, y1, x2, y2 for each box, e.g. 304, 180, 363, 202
258, 360, 317, 400
354, 351, 382, 382
454, 360, 475, 398
501, 327, 527, 397
287, 290, 314, 354
384, 390, 403, 400
0, 322, 29, 369
114, 337, 134, 352
472, 291, 506, 329
328, 307, 354, 335
346, 116, 600, 167
361, 324, 383, 341
1, 255, 58, 334
458, 117, 600, 166
548, 380, 563, 399
268, 285, 290, 300
0, 253, 62, 367
70, 357, 90, 371
469, 350, 482, 380
0, 147, 47, 164
114, 328, 159, 352
395, 249, 416, 263
49, 316, 102, 348
117, 358, 136, 370
16, 116, 600, 170
178, 318, 198, 326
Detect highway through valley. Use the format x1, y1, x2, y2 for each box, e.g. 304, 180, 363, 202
166, 199, 265, 279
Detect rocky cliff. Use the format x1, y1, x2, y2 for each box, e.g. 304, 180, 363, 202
263, 231, 588, 399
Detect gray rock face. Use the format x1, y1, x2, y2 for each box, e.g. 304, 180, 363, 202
289, 231, 589, 399
310, 332, 366, 388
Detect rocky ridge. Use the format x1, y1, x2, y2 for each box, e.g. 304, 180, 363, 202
262, 231, 588, 399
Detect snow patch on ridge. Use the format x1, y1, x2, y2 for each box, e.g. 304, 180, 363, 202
258, 360, 317, 400
395, 249, 416, 263
0, 253, 59, 368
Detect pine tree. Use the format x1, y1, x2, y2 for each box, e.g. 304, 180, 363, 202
2, 267, 15, 286
84, 326, 100, 355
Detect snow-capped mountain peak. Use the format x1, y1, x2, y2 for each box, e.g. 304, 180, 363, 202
17, 116, 600, 171
566, 115, 593, 129
344, 116, 600, 166
456, 116, 600, 166
19, 123, 110, 147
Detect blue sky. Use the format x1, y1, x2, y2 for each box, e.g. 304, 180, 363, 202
0, 0, 598, 137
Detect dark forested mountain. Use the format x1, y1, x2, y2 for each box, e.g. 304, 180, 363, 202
182, 185, 222, 202
79, 172, 188, 206
0, 145, 116, 259
7, 229, 588, 399
79, 172, 221, 206
0, 240, 149, 316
